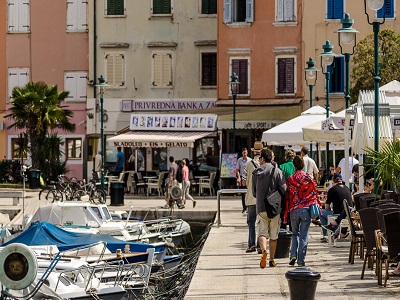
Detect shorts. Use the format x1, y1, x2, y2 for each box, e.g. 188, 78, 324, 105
257, 214, 281, 240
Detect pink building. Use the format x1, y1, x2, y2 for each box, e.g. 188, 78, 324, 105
4, 0, 88, 179
217, 0, 304, 150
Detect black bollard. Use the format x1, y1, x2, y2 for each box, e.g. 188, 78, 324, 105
285, 267, 321, 300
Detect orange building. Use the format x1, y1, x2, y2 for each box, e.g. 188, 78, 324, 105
217, 0, 304, 151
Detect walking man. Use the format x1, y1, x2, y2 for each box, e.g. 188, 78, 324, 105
237, 147, 251, 214
244, 141, 263, 253
252, 149, 286, 268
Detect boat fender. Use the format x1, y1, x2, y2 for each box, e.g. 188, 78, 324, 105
0, 243, 38, 290
171, 185, 182, 200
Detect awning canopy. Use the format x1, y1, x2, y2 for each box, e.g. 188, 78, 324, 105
106, 131, 214, 148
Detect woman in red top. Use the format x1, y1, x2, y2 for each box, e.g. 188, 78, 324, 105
285, 156, 320, 267
181, 159, 196, 208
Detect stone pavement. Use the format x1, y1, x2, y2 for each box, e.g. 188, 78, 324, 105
9, 191, 400, 299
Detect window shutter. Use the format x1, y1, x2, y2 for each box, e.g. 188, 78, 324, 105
107, 0, 115, 15
329, 56, 344, 93
284, 0, 294, 21
377, 0, 394, 18
7, 0, 17, 32
278, 58, 294, 93
246, 0, 254, 22
161, 0, 171, 14
8, 68, 29, 99
327, 0, 333, 19
202, 0, 209, 14
78, 0, 88, 31
202, 53, 217, 86
115, 54, 125, 86
153, 54, 162, 86
224, 0, 232, 23
209, 0, 217, 14
66, 0, 77, 31
333, 0, 343, 19
232, 59, 248, 95
285, 58, 294, 93
153, 0, 170, 14
64, 73, 77, 100
161, 53, 172, 86
77, 73, 87, 100
277, 0, 284, 21
19, 0, 30, 32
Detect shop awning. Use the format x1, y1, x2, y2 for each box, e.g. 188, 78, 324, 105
106, 131, 214, 148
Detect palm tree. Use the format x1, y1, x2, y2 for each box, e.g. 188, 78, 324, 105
5, 81, 75, 169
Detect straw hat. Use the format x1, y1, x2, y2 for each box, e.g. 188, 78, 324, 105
251, 141, 267, 152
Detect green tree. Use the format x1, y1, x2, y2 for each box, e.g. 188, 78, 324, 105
5, 81, 75, 170
351, 29, 400, 103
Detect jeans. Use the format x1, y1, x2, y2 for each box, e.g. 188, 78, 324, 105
247, 205, 256, 248
320, 209, 334, 236
290, 208, 311, 265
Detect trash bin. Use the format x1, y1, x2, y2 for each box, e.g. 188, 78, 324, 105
110, 181, 124, 206
28, 169, 41, 189
275, 229, 292, 258
285, 267, 321, 300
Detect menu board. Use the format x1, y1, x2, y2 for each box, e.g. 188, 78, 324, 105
220, 153, 238, 178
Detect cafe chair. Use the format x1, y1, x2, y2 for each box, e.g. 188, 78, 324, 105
133, 172, 147, 195
343, 199, 365, 264
199, 172, 216, 196
147, 173, 164, 197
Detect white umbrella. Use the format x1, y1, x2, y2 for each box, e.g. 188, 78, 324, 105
262, 105, 329, 146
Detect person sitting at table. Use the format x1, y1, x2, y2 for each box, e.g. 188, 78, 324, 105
319, 165, 335, 187
319, 173, 352, 242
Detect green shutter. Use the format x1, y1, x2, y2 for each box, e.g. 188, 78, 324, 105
107, 0, 124, 15
153, 0, 171, 14
202, 0, 217, 14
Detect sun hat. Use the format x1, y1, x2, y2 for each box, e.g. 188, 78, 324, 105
251, 141, 267, 152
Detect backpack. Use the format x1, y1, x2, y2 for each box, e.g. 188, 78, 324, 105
176, 163, 183, 183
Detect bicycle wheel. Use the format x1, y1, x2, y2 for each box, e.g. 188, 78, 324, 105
70, 190, 87, 201
46, 190, 63, 203
93, 188, 107, 204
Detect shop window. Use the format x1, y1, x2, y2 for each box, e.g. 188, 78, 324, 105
66, 138, 82, 159
153, 148, 168, 171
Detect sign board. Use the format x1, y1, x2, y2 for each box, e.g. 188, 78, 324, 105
109, 141, 193, 148
120, 100, 216, 111
220, 153, 238, 178
130, 114, 217, 131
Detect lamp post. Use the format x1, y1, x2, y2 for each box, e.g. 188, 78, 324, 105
96, 75, 109, 190
336, 13, 358, 109
304, 58, 319, 157
320, 40, 336, 182
229, 72, 239, 152
363, 0, 386, 178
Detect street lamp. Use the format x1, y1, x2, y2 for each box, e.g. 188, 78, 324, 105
304, 57, 319, 157
96, 75, 109, 190
363, 0, 386, 155
229, 72, 239, 152
336, 13, 358, 109
320, 40, 336, 182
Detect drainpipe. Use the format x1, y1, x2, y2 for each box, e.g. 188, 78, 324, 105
93, 0, 97, 98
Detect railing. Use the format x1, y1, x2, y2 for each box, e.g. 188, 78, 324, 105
216, 189, 247, 228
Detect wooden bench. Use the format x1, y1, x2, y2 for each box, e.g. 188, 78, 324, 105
0, 191, 26, 206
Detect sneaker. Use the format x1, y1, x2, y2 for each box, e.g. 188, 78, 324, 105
297, 262, 305, 267
260, 251, 268, 269
161, 205, 170, 209
193, 201, 197, 208
321, 223, 335, 233
269, 260, 277, 267
289, 257, 296, 266
245, 246, 256, 253
320, 237, 328, 243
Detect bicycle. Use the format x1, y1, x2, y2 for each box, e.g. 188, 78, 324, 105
71, 178, 107, 204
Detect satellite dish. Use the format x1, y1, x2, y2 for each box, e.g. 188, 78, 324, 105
0, 243, 38, 290
171, 185, 182, 200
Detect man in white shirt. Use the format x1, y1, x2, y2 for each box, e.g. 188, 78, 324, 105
336, 148, 359, 185
300, 147, 319, 182
237, 147, 252, 214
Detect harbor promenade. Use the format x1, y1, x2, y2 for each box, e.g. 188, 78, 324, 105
9, 191, 400, 299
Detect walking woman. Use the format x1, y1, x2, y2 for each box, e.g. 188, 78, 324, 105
181, 159, 197, 208
284, 155, 321, 267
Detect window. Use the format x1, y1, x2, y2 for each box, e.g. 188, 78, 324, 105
104, 52, 125, 88
106, 0, 125, 16
327, 56, 344, 93
11, 138, 27, 159
326, 0, 343, 19
152, 52, 173, 87
224, 0, 254, 23
8, 67, 29, 100
276, 0, 295, 22
201, 0, 217, 14
7, 0, 30, 32
377, 0, 394, 18
66, 0, 88, 32
201, 52, 217, 86
151, 0, 172, 15
66, 138, 82, 159
276, 57, 295, 94
231, 58, 249, 95
152, 148, 167, 170
64, 72, 87, 101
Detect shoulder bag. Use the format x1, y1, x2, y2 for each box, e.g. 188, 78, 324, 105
264, 167, 282, 219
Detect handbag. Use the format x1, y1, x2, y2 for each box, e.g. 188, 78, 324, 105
263, 168, 283, 219
309, 203, 321, 219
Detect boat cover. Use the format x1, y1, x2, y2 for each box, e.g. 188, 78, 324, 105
2, 222, 154, 253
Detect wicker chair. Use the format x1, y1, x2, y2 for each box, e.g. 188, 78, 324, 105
358, 207, 380, 280
353, 192, 370, 211
370, 199, 395, 207
379, 211, 400, 286
343, 199, 365, 264
359, 194, 380, 209
377, 208, 400, 236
